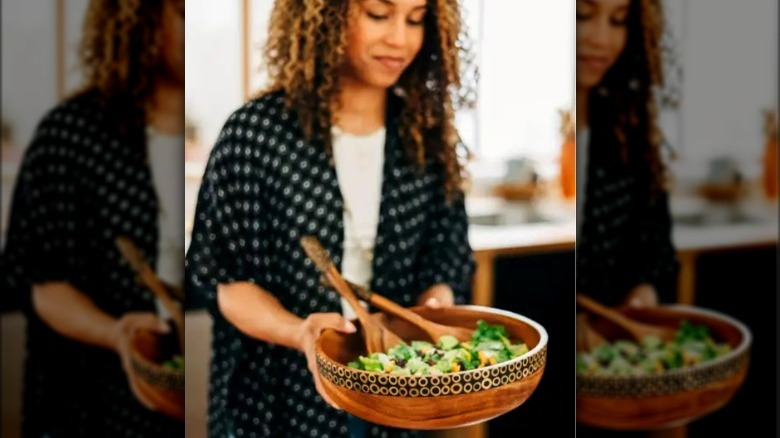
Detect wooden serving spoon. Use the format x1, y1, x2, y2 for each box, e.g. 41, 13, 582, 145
300, 236, 404, 354
576, 312, 608, 350
115, 237, 185, 354
324, 278, 474, 343
576, 294, 677, 343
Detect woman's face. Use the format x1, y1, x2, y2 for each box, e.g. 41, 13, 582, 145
344, 0, 427, 89
576, 0, 630, 91
159, 0, 184, 86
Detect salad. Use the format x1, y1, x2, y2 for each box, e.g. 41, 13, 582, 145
347, 321, 529, 375
161, 354, 184, 371
576, 320, 732, 376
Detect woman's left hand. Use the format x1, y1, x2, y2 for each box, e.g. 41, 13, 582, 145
623, 283, 659, 308
418, 284, 455, 309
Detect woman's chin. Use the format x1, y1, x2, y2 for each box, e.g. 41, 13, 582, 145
576, 70, 605, 92
359, 72, 403, 90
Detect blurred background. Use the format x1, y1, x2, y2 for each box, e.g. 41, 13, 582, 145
657, 0, 778, 435
2, 2, 92, 437
2, 0, 776, 437
575, 0, 777, 436
184, 1, 575, 438
3, 0, 186, 436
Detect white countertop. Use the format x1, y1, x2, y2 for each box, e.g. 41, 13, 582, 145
467, 195, 778, 254
670, 195, 778, 251
469, 222, 575, 253
673, 219, 778, 252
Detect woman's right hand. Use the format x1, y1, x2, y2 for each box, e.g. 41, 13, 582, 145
296, 313, 357, 410
110, 312, 171, 410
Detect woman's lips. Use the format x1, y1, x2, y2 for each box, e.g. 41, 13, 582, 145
577, 55, 610, 71
375, 56, 406, 71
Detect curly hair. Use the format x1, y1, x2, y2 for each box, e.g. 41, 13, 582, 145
589, 0, 669, 200
260, 0, 478, 199
76, 0, 179, 149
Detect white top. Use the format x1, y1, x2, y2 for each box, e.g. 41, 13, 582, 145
576, 126, 590, 242
147, 127, 185, 318
332, 126, 386, 321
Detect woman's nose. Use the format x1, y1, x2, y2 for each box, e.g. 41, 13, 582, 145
587, 18, 612, 48
384, 18, 408, 47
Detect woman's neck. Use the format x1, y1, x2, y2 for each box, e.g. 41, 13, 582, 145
576, 86, 589, 131
147, 77, 184, 135
335, 76, 387, 136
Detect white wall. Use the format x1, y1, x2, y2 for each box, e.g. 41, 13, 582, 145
183, 0, 576, 185
2, 3, 88, 435
184, 0, 243, 150
668, 0, 778, 183
477, 1, 575, 173
1, 3, 58, 152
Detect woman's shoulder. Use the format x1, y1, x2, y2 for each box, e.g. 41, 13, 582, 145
33, 89, 104, 133
211, 88, 299, 158
223, 88, 291, 129
22, 90, 105, 163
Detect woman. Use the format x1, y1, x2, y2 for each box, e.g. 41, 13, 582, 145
576, 0, 678, 308
3, 0, 184, 436
575, 0, 680, 434
185, 0, 477, 436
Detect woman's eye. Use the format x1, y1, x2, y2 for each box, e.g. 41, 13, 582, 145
610, 16, 628, 26
367, 12, 388, 21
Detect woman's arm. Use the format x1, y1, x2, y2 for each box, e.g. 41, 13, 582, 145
32, 281, 170, 410
32, 282, 170, 349
217, 281, 307, 350
32, 282, 121, 350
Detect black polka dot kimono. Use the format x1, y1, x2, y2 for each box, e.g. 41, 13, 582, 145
576, 126, 680, 306
3, 91, 183, 437
185, 90, 475, 438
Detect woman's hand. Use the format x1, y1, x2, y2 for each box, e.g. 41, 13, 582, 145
110, 312, 171, 410
296, 313, 357, 410
623, 283, 659, 308
418, 284, 455, 309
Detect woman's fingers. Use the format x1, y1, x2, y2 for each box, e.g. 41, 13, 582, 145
304, 344, 341, 410
114, 312, 170, 411
316, 312, 357, 334
312, 373, 341, 410
127, 373, 157, 411
300, 312, 357, 411
424, 297, 442, 309
128, 313, 171, 334
623, 284, 659, 308
418, 284, 455, 308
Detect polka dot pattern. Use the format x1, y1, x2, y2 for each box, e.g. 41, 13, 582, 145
576, 131, 679, 306
3, 90, 182, 435
186, 90, 475, 436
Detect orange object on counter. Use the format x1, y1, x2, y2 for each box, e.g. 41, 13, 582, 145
559, 109, 576, 199
763, 109, 778, 199
764, 138, 777, 199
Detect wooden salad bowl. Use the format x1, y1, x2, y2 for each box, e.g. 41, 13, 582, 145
576, 305, 751, 430
130, 329, 185, 420
315, 305, 548, 430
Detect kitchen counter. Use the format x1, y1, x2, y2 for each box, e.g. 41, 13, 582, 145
671, 213, 778, 305
466, 197, 778, 308
468, 222, 576, 307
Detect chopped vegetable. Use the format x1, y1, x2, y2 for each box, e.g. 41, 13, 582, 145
161, 354, 184, 371
347, 321, 529, 375
576, 321, 732, 376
